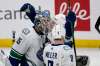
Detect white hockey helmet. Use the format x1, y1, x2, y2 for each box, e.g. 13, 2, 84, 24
51, 24, 66, 40
53, 13, 66, 25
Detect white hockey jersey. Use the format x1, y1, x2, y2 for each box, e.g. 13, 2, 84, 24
43, 44, 76, 66
10, 27, 44, 66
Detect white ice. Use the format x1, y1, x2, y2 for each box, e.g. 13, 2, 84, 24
76, 48, 100, 66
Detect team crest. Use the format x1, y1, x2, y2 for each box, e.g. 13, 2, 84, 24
63, 46, 70, 50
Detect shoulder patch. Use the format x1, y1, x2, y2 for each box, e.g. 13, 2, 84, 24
63, 46, 71, 50
22, 28, 30, 35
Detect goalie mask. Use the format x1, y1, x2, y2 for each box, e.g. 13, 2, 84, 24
34, 16, 51, 35
34, 10, 55, 35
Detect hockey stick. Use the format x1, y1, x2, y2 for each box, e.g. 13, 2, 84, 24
70, 16, 77, 66
68, 1, 89, 66
70, 14, 77, 65
67, 0, 77, 65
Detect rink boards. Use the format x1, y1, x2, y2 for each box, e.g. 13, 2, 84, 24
0, 0, 100, 48
0, 39, 100, 48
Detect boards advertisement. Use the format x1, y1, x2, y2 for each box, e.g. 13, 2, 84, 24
0, 0, 100, 47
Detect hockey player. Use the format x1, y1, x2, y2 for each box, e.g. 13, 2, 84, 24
52, 11, 76, 47
51, 4, 88, 66
43, 24, 76, 66
8, 3, 53, 66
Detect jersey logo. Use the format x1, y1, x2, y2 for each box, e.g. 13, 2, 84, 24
22, 28, 30, 35
63, 46, 70, 50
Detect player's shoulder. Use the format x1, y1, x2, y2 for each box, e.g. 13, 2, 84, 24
20, 27, 37, 38
21, 27, 31, 36
44, 44, 52, 50
61, 45, 72, 51
45, 44, 51, 48
45, 42, 51, 47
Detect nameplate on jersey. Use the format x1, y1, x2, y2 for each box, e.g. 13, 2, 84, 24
22, 28, 30, 35
45, 52, 57, 59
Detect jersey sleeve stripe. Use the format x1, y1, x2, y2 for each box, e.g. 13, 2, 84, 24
12, 48, 23, 56
10, 48, 24, 60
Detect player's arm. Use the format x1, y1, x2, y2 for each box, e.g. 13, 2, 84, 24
9, 28, 31, 66
65, 11, 76, 39
64, 11, 76, 47
42, 45, 46, 62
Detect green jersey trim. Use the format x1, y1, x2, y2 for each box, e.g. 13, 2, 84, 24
10, 48, 24, 60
